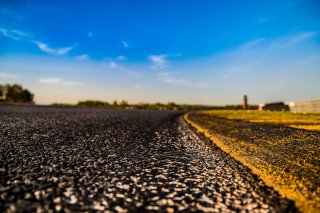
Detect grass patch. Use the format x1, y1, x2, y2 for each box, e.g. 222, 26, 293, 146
203, 110, 320, 131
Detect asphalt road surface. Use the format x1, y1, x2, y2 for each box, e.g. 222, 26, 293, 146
0, 105, 296, 212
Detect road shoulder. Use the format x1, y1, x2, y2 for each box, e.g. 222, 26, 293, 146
184, 112, 320, 213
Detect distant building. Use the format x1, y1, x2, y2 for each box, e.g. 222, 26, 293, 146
259, 100, 320, 113
259, 102, 289, 111
287, 100, 320, 113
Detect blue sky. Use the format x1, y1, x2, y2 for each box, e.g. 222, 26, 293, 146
1, 0, 320, 105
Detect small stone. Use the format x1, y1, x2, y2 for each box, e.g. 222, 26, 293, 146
69, 195, 78, 204
151, 196, 160, 201
53, 197, 61, 203
93, 202, 105, 211
34, 191, 41, 200
167, 207, 174, 213
196, 203, 216, 212
55, 205, 62, 211
130, 177, 138, 183
25, 193, 32, 199
166, 192, 177, 198
9, 204, 17, 212
146, 206, 160, 211
64, 190, 72, 197
157, 199, 174, 206
162, 188, 170, 193
114, 206, 127, 212
118, 184, 130, 190
116, 193, 125, 198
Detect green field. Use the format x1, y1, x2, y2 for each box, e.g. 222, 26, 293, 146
185, 110, 320, 212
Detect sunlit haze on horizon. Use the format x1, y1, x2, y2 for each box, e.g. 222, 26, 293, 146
1, 0, 320, 105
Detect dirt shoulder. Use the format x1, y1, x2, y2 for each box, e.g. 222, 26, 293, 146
185, 112, 320, 213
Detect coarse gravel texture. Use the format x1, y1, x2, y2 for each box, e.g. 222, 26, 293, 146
0, 105, 297, 212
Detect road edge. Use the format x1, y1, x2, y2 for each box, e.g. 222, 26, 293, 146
183, 112, 314, 213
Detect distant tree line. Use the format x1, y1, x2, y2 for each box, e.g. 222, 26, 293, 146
76, 100, 129, 108
0, 84, 258, 110
52, 100, 258, 111
0, 84, 34, 103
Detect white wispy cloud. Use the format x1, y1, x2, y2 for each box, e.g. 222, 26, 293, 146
133, 84, 143, 89
103, 61, 121, 69
38, 78, 62, 84
173, 52, 182, 57
121, 40, 129, 48
158, 72, 186, 85
236, 32, 317, 56
149, 54, 168, 70
240, 38, 266, 49
125, 70, 144, 78
116, 55, 126, 61
0, 72, 18, 78
218, 62, 260, 79
204, 31, 320, 80
38, 78, 81, 86
157, 72, 208, 88
103, 57, 126, 69
108, 61, 118, 69
0, 28, 29, 40
76, 54, 89, 60
33, 41, 73, 55
270, 31, 319, 49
